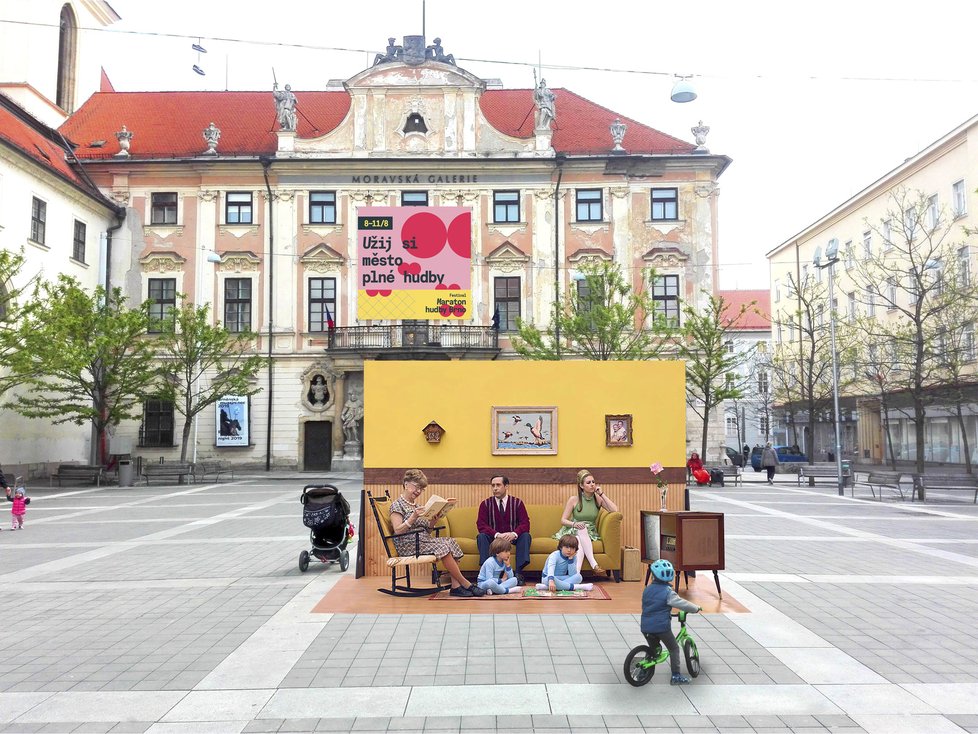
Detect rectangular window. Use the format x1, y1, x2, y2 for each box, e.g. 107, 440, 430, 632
959, 246, 970, 287
848, 292, 856, 322
774, 280, 780, 302
224, 278, 252, 333
882, 221, 892, 251
493, 276, 521, 332
953, 180, 967, 218
141, 398, 174, 447
150, 192, 177, 225
844, 240, 854, 268
309, 191, 337, 224
927, 194, 939, 229
759, 415, 769, 437
493, 191, 520, 223
724, 340, 734, 354
652, 274, 680, 326
308, 277, 336, 332
965, 324, 976, 362
887, 277, 897, 306
30, 196, 46, 244
72, 220, 86, 262
402, 191, 428, 206
863, 231, 872, 260
758, 371, 769, 394
867, 292, 875, 318
650, 188, 678, 221
575, 189, 602, 222
576, 278, 605, 314
725, 416, 738, 434
226, 192, 253, 224
147, 278, 176, 333
904, 206, 917, 236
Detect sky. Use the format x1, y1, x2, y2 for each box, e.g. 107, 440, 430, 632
90, 0, 978, 289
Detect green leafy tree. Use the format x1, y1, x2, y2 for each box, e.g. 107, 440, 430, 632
2, 276, 157, 465
0, 248, 34, 393
512, 261, 676, 360
679, 293, 756, 459
154, 299, 266, 464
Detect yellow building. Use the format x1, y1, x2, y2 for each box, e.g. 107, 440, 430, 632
767, 114, 978, 466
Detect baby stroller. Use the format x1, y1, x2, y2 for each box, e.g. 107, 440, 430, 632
298, 483, 353, 573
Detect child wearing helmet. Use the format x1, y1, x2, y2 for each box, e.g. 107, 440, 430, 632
641, 559, 702, 685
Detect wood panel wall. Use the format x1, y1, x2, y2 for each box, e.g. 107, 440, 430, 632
359, 481, 687, 577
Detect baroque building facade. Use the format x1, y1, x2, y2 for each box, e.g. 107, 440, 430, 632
3, 4, 730, 471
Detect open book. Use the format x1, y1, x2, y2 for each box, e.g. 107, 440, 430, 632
417, 494, 456, 520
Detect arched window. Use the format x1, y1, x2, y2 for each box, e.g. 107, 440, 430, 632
403, 113, 427, 134
57, 4, 78, 112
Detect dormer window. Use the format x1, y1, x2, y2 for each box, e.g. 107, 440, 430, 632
403, 113, 428, 134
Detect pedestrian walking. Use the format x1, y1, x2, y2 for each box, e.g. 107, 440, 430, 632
760, 442, 779, 485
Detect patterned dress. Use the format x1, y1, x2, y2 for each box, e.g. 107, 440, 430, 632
553, 493, 602, 541
389, 495, 464, 560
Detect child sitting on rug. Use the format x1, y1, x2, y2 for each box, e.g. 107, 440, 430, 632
536, 534, 593, 592
477, 537, 523, 595
642, 559, 702, 685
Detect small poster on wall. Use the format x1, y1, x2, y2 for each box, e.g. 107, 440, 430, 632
216, 395, 249, 447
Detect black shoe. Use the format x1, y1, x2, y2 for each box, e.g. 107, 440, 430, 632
516, 573, 525, 586
468, 584, 486, 597
449, 585, 474, 597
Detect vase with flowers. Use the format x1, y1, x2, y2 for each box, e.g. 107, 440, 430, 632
650, 462, 668, 510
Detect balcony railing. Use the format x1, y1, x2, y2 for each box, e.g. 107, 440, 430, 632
323, 325, 499, 355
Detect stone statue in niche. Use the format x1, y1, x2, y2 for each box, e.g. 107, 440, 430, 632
308, 375, 329, 406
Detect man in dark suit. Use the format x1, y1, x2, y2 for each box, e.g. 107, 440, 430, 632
476, 475, 531, 584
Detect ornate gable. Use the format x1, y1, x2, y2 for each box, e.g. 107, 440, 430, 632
485, 241, 530, 273
300, 243, 345, 274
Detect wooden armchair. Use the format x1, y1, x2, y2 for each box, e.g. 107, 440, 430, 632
367, 490, 448, 597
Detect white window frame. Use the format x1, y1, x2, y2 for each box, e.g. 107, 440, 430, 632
953, 179, 967, 218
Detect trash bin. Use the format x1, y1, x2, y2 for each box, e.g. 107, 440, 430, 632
118, 458, 134, 487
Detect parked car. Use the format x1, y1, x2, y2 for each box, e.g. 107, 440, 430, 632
750, 445, 808, 472
721, 445, 745, 467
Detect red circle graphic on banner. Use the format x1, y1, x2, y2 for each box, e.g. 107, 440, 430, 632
446, 211, 471, 258
401, 212, 446, 259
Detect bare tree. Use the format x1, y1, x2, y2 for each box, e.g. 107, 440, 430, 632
846, 188, 978, 485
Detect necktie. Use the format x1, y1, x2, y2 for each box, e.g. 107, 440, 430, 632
498, 499, 504, 515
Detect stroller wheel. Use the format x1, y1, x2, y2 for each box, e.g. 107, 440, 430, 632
298, 551, 310, 573
339, 550, 350, 572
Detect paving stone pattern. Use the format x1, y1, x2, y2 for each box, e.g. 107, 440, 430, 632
2, 474, 978, 732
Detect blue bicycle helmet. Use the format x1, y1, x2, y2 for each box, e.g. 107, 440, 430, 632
650, 559, 675, 583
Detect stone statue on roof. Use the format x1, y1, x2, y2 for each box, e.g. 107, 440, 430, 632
425, 37, 455, 65
272, 83, 298, 132
534, 77, 556, 130
374, 37, 403, 65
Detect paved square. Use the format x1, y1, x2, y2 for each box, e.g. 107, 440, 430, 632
2, 473, 978, 732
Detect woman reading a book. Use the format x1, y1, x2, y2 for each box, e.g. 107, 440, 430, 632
390, 468, 485, 597
553, 469, 619, 577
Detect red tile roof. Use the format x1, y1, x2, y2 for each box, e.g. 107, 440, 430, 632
718, 289, 771, 331
0, 95, 102, 196
61, 88, 694, 159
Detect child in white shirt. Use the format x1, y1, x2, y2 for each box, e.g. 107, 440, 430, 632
477, 537, 523, 595
536, 534, 594, 592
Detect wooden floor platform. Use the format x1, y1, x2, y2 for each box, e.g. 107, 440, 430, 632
312, 573, 749, 615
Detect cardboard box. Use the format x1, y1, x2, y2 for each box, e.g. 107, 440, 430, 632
621, 546, 642, 582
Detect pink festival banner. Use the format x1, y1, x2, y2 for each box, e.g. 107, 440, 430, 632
356, 206, 472, 320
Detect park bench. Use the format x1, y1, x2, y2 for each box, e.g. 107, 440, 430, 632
726, 465, 743, 486
141, 462, 194, 485
797, 463, 852, 487
192, 459, 234, 483
50, 464, 104, 487
853, 470, 910, 500
912, 473, 978, 503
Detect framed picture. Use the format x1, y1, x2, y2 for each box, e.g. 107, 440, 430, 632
491, 406, 557, 455
605, 414, 633, 447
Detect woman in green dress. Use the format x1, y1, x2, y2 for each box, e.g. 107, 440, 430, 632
554, 469, 619, 575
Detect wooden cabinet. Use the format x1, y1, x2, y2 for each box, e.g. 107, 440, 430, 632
640, 510, 724, 597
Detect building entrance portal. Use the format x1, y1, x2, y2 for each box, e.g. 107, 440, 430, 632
303, 421, 332, 471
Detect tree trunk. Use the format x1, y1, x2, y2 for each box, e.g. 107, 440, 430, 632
179, 419, 193, 470
913, 397, 926, 498
880, 394, 897, 471
700, 414, 709, 464
955, 402, 973, 475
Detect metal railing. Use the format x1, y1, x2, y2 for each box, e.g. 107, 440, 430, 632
324, 325, 499, 352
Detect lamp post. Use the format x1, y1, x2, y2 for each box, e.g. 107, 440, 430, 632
813, 239, 845, 496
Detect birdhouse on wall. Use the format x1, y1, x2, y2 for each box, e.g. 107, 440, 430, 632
422, 421, 446, 444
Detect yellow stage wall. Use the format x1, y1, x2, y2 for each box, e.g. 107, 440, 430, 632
363, 360, 686, 471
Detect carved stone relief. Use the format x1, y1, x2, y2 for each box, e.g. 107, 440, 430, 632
198, 190, 219, 202
215, 252, 261, 273
139, 252, 186, 273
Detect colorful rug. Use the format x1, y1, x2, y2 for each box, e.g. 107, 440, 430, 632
428, 584, 612, 601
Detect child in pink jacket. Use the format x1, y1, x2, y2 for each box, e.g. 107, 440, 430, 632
6, 486, 30, 529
